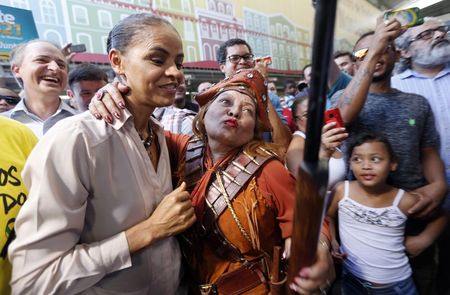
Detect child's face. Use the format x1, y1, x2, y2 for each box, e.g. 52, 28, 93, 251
350, 141, 397, 187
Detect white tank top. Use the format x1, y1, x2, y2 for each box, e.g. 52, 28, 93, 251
292, 131, 346, 189
338, 181, 411, 284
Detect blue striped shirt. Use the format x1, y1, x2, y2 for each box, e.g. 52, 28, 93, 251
392, 63, 450, 211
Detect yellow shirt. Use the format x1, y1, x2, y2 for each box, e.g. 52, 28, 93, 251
0, 117, 37, 294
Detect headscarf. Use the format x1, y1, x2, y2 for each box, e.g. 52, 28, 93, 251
195, 69, 271, 131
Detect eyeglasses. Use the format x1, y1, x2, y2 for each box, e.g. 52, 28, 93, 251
352, 44, 395, 62
409, 25, 449, 44
226, 54, 254, 64
0, 95, 20, 105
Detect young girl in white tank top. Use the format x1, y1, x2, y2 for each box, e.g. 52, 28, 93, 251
327, 132, 446, 295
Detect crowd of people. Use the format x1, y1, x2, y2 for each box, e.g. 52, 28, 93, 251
0, 9, 448, 295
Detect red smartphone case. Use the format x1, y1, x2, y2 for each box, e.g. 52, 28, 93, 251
324, 108, 344, 128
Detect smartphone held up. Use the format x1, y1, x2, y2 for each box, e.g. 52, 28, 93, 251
69, 44, 87, 53
324, 108, 344, 129
383, 7, 424, 28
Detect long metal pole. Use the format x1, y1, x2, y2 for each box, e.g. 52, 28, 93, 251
287, 0, 338, 290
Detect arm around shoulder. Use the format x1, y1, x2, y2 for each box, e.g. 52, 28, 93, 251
335, 18, 402, 124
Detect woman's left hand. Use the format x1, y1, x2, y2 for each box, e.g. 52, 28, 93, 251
289, 242, 335, 294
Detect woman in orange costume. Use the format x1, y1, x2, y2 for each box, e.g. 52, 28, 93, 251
91, 68, 335, 294
165, 69, 334, 294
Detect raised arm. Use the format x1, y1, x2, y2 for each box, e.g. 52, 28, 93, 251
336, 17, 402, 124
267, 98, 292, 150
327, 58, 341, 88
286, 122, 347, 178
254, 61, 292, 149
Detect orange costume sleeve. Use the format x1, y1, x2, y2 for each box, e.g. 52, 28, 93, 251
255, 159, 296, 239
255, 160, 331, 243
164, 131, 189, 184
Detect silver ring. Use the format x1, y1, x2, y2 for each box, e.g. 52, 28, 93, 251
95, 89, 105, 101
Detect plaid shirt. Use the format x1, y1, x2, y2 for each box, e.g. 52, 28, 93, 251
1, 98, 77, 139
153, 106, 196, 135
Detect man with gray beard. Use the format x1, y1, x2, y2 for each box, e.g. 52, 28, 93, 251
392, 18, 450, 295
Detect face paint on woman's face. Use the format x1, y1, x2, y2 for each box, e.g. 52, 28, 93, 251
204, 90, 257, 149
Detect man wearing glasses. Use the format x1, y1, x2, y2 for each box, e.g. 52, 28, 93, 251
392, 18, 450, 295
0, 88, 21, 113
217, 38, 256, 78
2, 40, 76, 139
216, 38, 291, 148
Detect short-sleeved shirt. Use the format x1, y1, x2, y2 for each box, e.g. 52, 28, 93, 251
268, 92, 287, 124
0, 117, 37, 294
330, 89, 440, 191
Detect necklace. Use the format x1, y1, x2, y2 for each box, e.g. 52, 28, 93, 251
216, 171, 253, 246
140, 121, 154, 149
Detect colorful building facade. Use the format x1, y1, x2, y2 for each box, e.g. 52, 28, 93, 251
0, 0, 381, 72
0, 0, 66, 45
